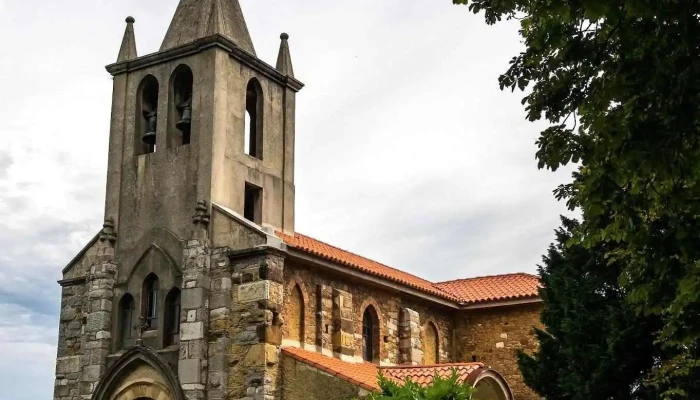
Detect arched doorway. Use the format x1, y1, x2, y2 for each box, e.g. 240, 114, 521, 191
92, 347, 184, 400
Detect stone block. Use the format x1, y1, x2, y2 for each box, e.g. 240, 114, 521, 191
239, 281, 270, 303
85, 311, 110, 333
181, 322, 205, 341
179, 358, 202, 384
56, 356, 81, 374
80, 365, 102, 382
182, 287, 205, 309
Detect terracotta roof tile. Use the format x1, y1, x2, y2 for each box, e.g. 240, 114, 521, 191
282, 347, 486, 390
382, 363, 484, 386
434, 273, 541, 304
277, 232, 541, 305
277, 232, 457, 301
282, 347, 380, 391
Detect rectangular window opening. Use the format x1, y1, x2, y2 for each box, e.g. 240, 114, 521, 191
244, 183, 262, 224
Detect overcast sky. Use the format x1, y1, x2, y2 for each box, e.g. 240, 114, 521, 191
0, 0, 573, 398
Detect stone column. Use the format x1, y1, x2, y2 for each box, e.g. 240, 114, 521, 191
332, 289, 355, 360
315, 285, 333, 355
229, 250, 285, 400
399, 308, 422, 365
207, 247, 233, 400
79, 219, 119, 398
179, 202, 212, 400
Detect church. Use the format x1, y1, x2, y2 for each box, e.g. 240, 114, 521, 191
52, 1, 543, 400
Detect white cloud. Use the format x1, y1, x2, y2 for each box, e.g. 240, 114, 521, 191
0, 0, 574, 399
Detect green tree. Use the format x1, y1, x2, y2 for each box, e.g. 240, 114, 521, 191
518, 217, 664, 399
453, 0, 700, 396
366, 369, 475, 400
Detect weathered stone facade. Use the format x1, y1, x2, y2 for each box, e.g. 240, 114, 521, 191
280, 262, 457, 366
281, 356, 369, 400
52, 2, 545, 400
456, 304, 544, 400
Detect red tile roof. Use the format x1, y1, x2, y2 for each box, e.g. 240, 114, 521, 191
276, 232, 541, 306
277, 232, 458, 301
282, 347, 486, 391
434, 273, 541, 305
282, 347, 380, 391
382, 363, 484, 386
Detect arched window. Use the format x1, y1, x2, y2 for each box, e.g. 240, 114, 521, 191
362, 306, 380, 362
169, 64, 194, 147
424, 322, 439, 365
164, 288, 181, 346
288, 285, 304, 344
119, 294, 135, 349
244, 78, 263, 159
136, 75, 159, 155
142, 274, 159, 330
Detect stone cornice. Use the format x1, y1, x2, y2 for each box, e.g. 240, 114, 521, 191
58, 276, 87, 287
105, 34, 304, 92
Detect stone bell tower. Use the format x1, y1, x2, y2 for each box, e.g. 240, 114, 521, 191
53, 2, 302, 400
105, 0, 302, 248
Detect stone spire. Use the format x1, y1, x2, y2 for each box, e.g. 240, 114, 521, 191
160, 0, 256, 56
275, 33, 295, 78
117, 17, 137, 62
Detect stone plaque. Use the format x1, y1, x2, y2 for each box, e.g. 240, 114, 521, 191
238, 281, 270, 303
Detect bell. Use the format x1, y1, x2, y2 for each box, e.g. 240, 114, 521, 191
176, 105, 192, 132
142, 110, 157, 145
176, 97, 192, 133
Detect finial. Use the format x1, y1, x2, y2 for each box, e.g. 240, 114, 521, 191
276, 32, 295, 78
117, 16, 138, 62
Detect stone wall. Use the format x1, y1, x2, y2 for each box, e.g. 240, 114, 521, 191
227, 250, 285, 400
282, 261, 454, 365
281, 355, 369, 400
455, 303, 543, 400
54, 282, 87, 400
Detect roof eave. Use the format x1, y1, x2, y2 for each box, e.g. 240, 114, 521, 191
286, 248, 460, 309
459, 296, 542, 310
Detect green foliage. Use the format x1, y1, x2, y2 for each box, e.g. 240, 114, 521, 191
518, 217, 666, 399
454, 0, 700, 397
365, 369, 475, 400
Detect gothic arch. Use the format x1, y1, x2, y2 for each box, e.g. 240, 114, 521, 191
285, 281, 306, 344
244, 77, 264, 159
92, 346, 184, 400
121, 226, 183, 285
423, 320, 440, 365
358, 297, 383, 363
168, 64, 194, 146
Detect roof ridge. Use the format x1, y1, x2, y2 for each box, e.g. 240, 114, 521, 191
436, 272, 539, 285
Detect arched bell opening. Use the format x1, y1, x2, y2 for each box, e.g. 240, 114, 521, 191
168, 64, 194, 147
136, 75, 159, 155
244, 78, 264, 159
